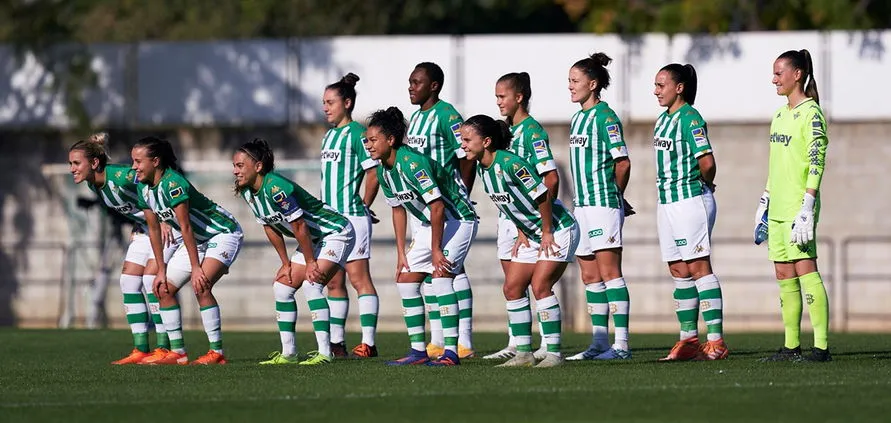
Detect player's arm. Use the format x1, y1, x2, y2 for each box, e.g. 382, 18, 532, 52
362, 169, 380, 208
264, 225, 292, 284
805, 112, 829, 195
428, 199, 450, 275
392, 205, 409, 278
698, 154, 716, 191
171, 202, 199, 271
143, 209, 167, 278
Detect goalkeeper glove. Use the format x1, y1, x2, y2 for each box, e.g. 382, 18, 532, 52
790, 192, 816, 247
754, 191, 769, 245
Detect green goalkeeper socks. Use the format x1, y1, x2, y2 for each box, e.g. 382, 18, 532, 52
777, 277, 802, 349
799, 272, 829, 349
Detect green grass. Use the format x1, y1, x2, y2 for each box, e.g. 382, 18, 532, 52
1, 330, 890, 423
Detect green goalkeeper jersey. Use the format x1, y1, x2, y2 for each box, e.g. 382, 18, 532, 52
568, 101, 627, 208
137, 169, 241, 242
377, 147, 476, 224
407, 100, 465, 180
320, 121, 377, 216
478, 150, 575, 243
241, 171, 350, 243
89, 164, 147, 229
767, 98, 828, 221
653, 103, 714, 204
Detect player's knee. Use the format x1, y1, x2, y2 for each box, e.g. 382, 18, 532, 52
668, 262, 691, 279
502, 283, 525, 300
530, 282, 554, 300
579, 267, 600, 283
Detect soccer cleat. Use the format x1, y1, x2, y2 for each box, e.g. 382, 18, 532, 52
483, 345, 518, 360
191, 350, 227, 365
298, 351, 333, 366
330, 342, 348, 358
534, 353, 564, 368
141, 349, 188, 365
426, 343, 445, 359
659, 337, 701, 362
386, 349, 431, 366
426, 349, 460, 366
759, 346, 802, 362
696, 339, 729, 360
457, 344, 475, 359
111, 349, 150, 365
566, 344, 608, 361
259, 351, 299, 365
351, 343, 378, 358
796, 347, 832, 362
137, 348, 170, 365
495, 351, 535, 367
533, 344, 550, 361
592, 347, 633, 360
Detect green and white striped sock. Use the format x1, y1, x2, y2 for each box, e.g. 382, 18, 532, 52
159, 304, 185, 354
585, 282, 610, 349
506, 297, 532, 352
304, 281, 331, 357
536, 294, 562, 356
121, 274, 149, 353
327, 295, 349, 344
199, 304, 223, 354
695, 274, 723, 342
358, 294, 379, 346
397, 282, 426, 351
605, 277, 630, 350
142, 275, 168, 349
423, 276, 443, 346
432, 277, 459, 353
453, 272, 473, 349
674, 277, 699, 340
273, 282, 298, 356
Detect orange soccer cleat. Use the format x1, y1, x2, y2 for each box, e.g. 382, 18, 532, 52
658, 336, 701, 362
697, 339, 730, 360
111, 349, 151, 365
351, 343, 378, 358
140, 349, 188, 365
190, 350, 227, 365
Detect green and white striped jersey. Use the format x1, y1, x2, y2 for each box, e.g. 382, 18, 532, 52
568, 101, 627, 208
89, 164, 147, 229
241, 171, 350, 243
653, 103, 713, 204
137, 169, 240, 242
479, 151, 575, 243
377, 147, 476, 224
510, 116, 557, 175
407, 100, 465, 179
320, 121, 378, 216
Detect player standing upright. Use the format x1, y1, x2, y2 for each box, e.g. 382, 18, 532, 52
364, 107, 478, 367
461, 114, 579, 368
757, 50, 831, 362
132, 137, 244, 365
483, 72, 560, 360
407, 62, 477, 359
651, 64, 728, 361
319, 73, 381, 358
564, 53, 634, 361
68, 133, 179, 364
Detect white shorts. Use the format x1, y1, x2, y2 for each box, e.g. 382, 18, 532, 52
574, 205, 624, 256
657, 188, 716, 262
346, 215, 371, 262
124, 233, 179, 267
405, 220, 477, 274
512, 223, 580, 264
290, 227, 356, 269
167, 232, 244, 288
496, 214, 519, 261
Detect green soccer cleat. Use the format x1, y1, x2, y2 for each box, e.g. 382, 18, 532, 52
298, 351, 333, 366
259, 351, 299, 365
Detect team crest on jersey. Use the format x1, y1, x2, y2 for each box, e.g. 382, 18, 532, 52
414, 169, 433, 190
532, 140, 548, 158
606, 124, 621, 144
168, 186, 184, 198
115, 170, 123, 179
514, 167, 535, 189
691, 127, 708, 147
271, 185, 281, 193
606, 116, 615, 123
793, 112, 800, 120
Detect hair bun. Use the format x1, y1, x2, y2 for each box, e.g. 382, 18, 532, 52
89, 132, 109, 145
341, 72, 360, 87
385, 106, 404, 121
590, 52, 612, 67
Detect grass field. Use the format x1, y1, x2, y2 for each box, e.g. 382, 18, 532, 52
1, 330, 890, 423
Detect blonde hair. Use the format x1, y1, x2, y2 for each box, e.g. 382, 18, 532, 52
69, 132, 110, 171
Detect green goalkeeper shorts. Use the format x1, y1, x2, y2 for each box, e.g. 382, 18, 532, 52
767, 219, 818, 262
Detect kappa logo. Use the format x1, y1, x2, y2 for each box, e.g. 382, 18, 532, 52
569, 135, 589, 147
693, 244, 705, 254
514, 167, 536, 189
325, 249, 336, 258
357, 246, 366, 255
320, 149, 341, 162
221, 251, 230, 260
675, 239, 687, 247
607, 236, 617, 244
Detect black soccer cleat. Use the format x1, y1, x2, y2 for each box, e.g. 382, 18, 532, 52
759, 346, 802, 362
330, 342, 348, 358
797, 347, 832, 362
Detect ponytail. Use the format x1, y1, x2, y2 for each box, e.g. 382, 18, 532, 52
660, 63, 698, 105
69, 132, 110, 171
778, 49, 820, 104
572, 52, 612, 98
463, 114, 513, 151
133, 136, 182, 173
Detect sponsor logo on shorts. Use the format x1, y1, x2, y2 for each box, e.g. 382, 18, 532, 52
607, 236, 616, 244
675, 239, 687, 247
569, 135, 588, 147
208, 243, 218, 248
325, 249, 336, 257
221, 251, 230, 259
694, 244, 704, 254
588, 229, 603, 237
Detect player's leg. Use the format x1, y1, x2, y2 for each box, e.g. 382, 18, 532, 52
325, 270, 350, 358
794, 256, 830, 361
259, 261, 302, 365
388, 224, 434, 366
190, 232, 243, 365
495, 257, 535, 367
112, 256, 150, 364
141, 239, 179, 359
141, 245, 191, 365
657, 202, 701, 362
344, 215, 379, 358
567, 207, 608, 360
453, 268, 474, 358
761, 219, 806, 361
588, 206, 630, 359
484, 216, 520, 360
531, 260, 571, 368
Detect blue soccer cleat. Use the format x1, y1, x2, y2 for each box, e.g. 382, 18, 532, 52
386, 349, 430, 366
592, 347, 632, 360
426, 349, 460, 366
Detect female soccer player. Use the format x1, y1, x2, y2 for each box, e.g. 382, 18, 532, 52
652, 64, 727, 361
364, 107, 478, 367
68, 133, 179, 364
234, 138, 356, 365
461, 114, 578, 368
132, 136, 243, 365
319, 73, 380, 358
565, 53, 633, 361
757, 49, 830, 362
407, 62, 476, 358
484, 72, 560, 361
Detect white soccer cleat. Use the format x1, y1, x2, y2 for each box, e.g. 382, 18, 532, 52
483, 345, 518, 360
534, 353, 564, 368
532, 344, 549, 361
566, 344, 608, 361
495, 351, 535, 367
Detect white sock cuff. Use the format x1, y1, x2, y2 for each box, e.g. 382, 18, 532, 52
506, 297, 530, 311
695, 274, 720, 290
585, 281, 607, 293
273, 282, 297, 303
303, 281, 325, 300
604, 277, 626, 289
536, 295, 559, 310
396, 282, 422, 299
431, 277, 454, 296
119, 274, 143, 292
673, 277, 696, 289
452, 273, 471, 290
142, 275, 155, 293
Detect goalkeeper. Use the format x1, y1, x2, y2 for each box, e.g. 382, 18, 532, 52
756, 49, 830, 362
